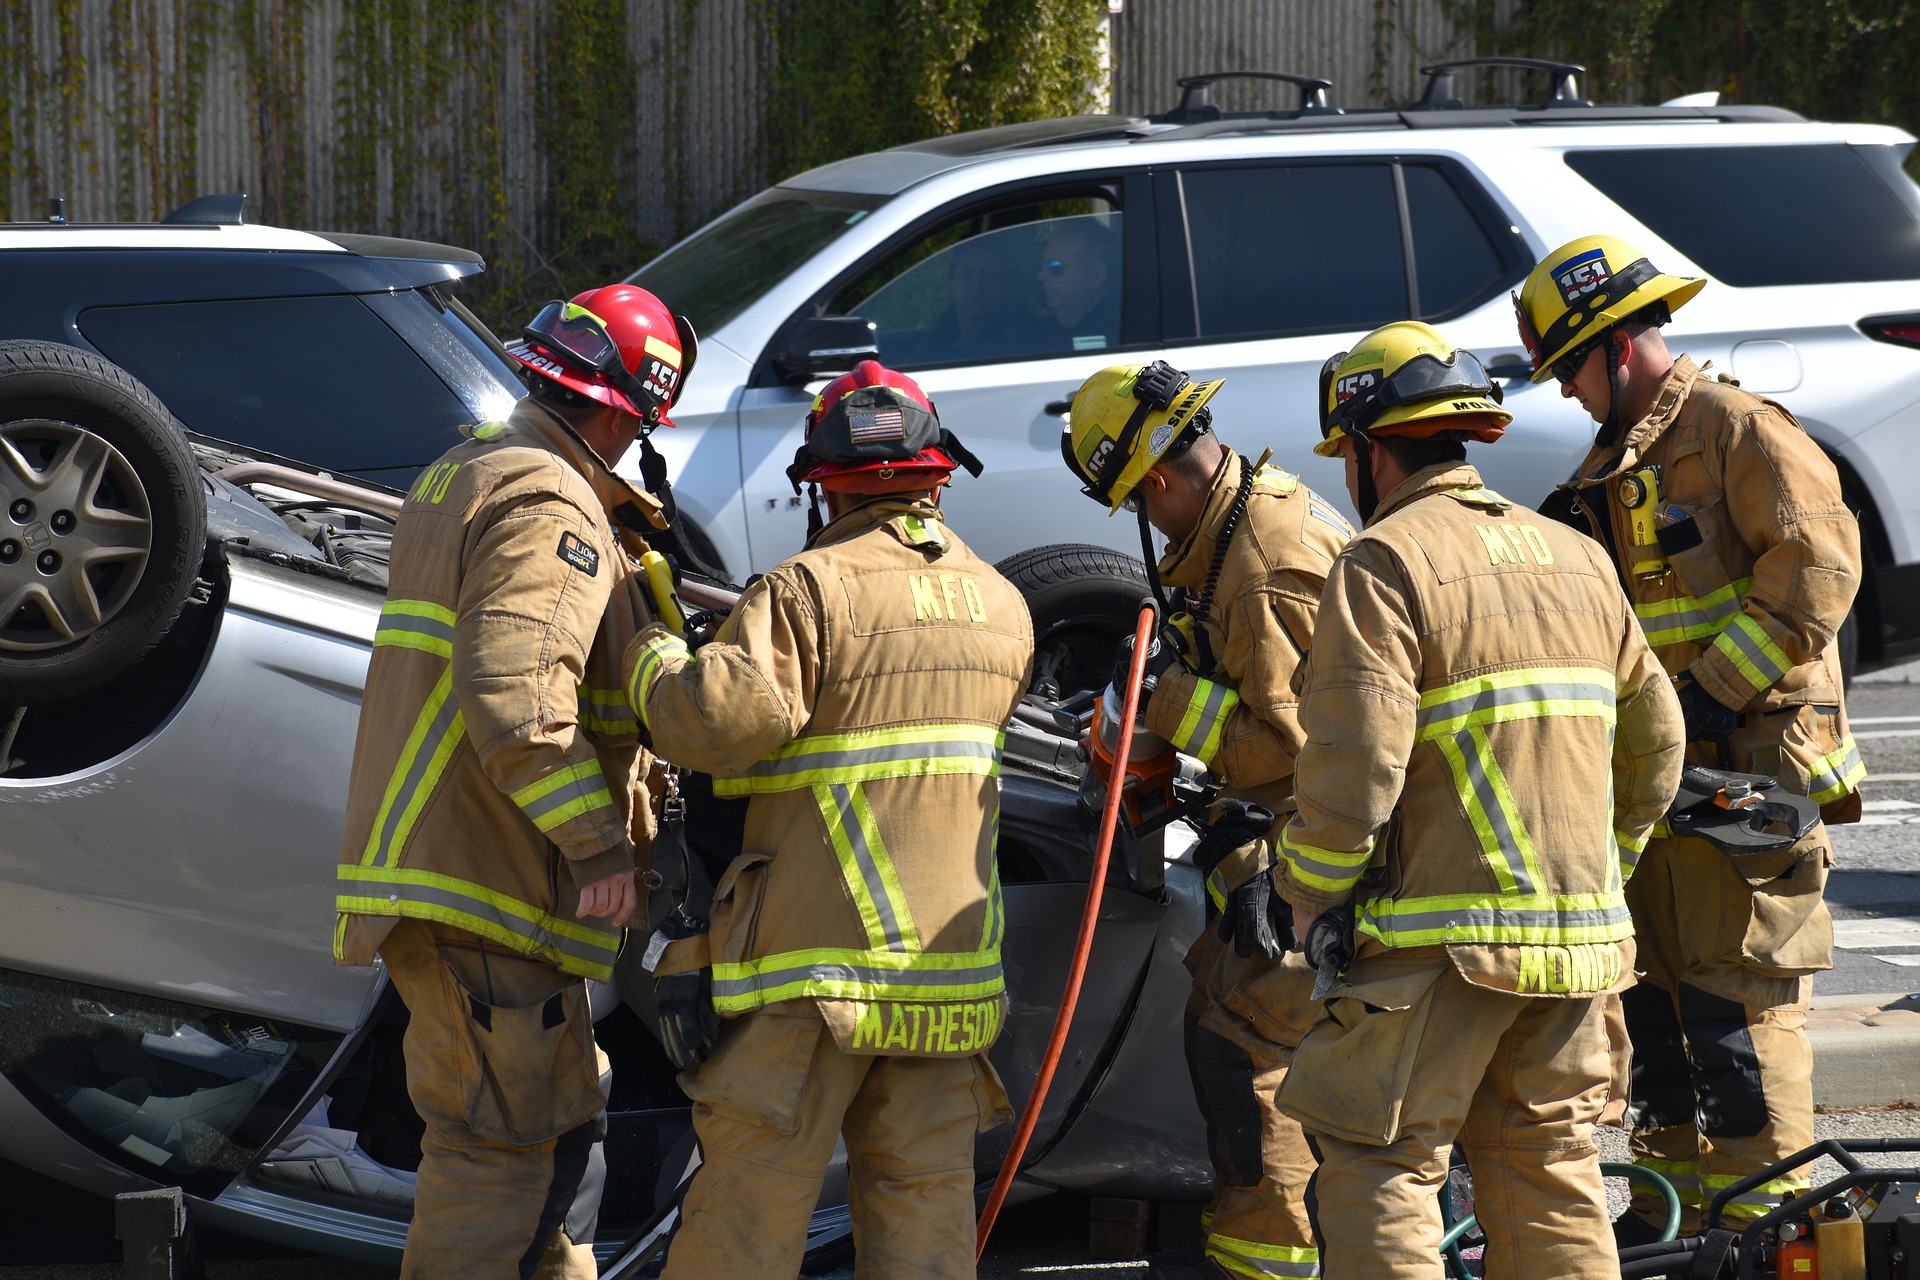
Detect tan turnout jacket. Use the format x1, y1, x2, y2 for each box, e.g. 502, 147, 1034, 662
1276, 463, 1685, 997
1563, 355, 1865, 816
336, 399, 659, 982
626, 498, 1033, 1057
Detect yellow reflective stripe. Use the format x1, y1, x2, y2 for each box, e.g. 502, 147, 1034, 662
1280, 826, 1372, 895
1631, 1157, 1703, 1204
712, 723, 1003, 794
1171, 677, 1240, 764
1713, 613, 1793, 692
1705, 1171, 1809, 1217
374, 598, 457, 657
981, 807, 1004, 951
362, 668, 466, 867
336, 864, 619, 980
642, 332, 682, 370
1252, 464, 1298, 495
1616, 828, 1649, 855
1205, 1232, 1320, 1279
1808, 733, 1868, 805
1355, 890, 1633, 948
509, 759, 615, 833
710, 945, 1004, 1013
1635, 578, 1751, 647
1206, 868, 1229, 912
1434, 727, 1542, 896
1416, 665, 1617, 740
814, 782, 921, 954
627, 632, 691, 732
577, 683, 638, 735
897, 513, 946, 549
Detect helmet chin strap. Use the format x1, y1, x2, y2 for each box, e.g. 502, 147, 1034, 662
805, 483, 825, 543
1353, 436, 1381, 525
1595, 332, 1626, 450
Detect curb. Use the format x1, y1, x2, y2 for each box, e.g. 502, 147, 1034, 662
1808, 992, 1920, 1108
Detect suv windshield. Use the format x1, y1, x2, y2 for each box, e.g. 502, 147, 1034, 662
628, 188, 884, 335
1566, 144, 1920, 286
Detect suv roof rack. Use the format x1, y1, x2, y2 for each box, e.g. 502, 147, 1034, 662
1161, 71, 1337, 123
1409, 58, 1588, 110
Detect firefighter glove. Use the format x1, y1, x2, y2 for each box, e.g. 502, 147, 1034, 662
654, 968, 720, 1071
681, 608, 724, 651
1217, 868, 1292, 960
1677, 678, 1740, 745
1110, 629, 1181, 700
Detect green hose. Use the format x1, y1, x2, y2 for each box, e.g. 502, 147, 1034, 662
1436, 1160, 1681, 1274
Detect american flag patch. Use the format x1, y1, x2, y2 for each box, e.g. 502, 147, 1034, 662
849, 408, 906, 442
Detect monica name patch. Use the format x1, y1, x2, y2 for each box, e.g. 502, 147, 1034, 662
556, 530, 600, 576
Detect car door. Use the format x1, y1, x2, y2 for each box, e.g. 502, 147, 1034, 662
734, 173, 1161, 570
1149, 157, 1590, 519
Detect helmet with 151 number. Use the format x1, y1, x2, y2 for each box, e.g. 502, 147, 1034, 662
1315, 320, 1510, 458
1062, 361, 1224, 512
1513, 234, 1704, 384
505, 284, 698, 425
785, 359, 982, 495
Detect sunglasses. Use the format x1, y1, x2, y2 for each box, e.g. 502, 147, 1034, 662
1041, 258, 1071, 278
1550, 337, 1605, 386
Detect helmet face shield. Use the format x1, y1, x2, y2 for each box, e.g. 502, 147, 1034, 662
525, 301, 621, 376
1328, 348, 1501, 437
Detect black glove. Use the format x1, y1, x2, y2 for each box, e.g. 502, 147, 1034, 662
1110, 628, 1182, 699
681, 608, 724, 651
1677, 679, 1740, 745
1217, 869, 1293, 960
655, 968, 720, 1071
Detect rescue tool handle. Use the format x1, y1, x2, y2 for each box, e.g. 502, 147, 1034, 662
975, 600, 1159, 1259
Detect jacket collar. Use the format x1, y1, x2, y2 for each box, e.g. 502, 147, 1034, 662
1370, 461, 1487, 525
478, 399, 664, 527
1156, 447, 1241, 591
808, 495, 945, 552
1578, 354, 1703, 480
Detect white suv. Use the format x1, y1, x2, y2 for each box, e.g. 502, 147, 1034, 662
632, 61, 1920, 671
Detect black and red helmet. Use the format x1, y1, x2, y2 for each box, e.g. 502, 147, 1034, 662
786, 360, 981, 495
506, 284, 698, 425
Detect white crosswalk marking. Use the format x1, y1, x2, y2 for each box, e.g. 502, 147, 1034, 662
1832, 917, 1920, 950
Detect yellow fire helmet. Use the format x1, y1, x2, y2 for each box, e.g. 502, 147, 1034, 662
1315, 320, 1510, 458
1513, 234, 1705, 384
1061, 361, 1225, 512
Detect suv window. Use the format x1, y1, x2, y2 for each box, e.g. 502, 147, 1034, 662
1175, 164, 1407, 338
1565, 144, 1920, 286
80, 295, 480, 477
1404, 164, 1507, 319
632, 188, 885, 336
829, 192, 1131, 368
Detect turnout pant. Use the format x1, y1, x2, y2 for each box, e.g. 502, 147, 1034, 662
1622, 830, 1828, 1226
380, 919, 609, 1280
1185, 928, 1320, 1278
662, 1003, 1011, 1280
1277, 956, 1616, 1280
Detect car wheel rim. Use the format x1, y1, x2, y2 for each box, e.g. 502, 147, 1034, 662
0, 419, 155, 652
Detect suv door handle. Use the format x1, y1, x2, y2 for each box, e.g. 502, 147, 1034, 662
1043, 397, 1075, 416
1482, 352, 1534, 382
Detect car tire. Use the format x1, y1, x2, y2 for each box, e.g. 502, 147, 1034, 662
0, 340, 206, 705
995, 543, 1152, 700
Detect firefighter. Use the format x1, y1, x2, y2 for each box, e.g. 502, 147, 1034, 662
1061, 361, 1351, 1280
335, 284, 695, 1278
1271, 320, 1685, 1279
1515, 235, 1865, 1235
625, 360, 1032, 1279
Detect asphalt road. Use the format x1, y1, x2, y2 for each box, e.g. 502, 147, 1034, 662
6, 679, 1919, 1277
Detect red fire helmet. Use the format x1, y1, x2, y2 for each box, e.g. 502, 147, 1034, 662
790, 360, 973, 495
506, 284, 697, 425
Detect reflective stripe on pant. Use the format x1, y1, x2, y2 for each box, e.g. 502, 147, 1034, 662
1184, 930, 1320, 1278
380, 920, 607, 1280
1298, 964, 1616, 1280
1624, 833, 1823, 1224
663, 1005, 1009, 1280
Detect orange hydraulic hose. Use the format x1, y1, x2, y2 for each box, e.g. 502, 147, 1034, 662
976, 601, 1158, 1259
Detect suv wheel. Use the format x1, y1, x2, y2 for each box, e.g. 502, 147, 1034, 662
0, 341, 206, 706
996, 543, 1152, 701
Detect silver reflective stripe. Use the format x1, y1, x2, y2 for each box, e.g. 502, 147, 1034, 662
578, 685, 637, 734
1306, 499, 1351, 536
711, 956, 1004, 1003
371, 688, 465, 867
1717, 616, 1791, 686
731, 736, 1000, 783
336, 872, 617, 973
376, 609, 456, 649
1416, 678, 1615, 735
1453, 727, 1538, 894
1359, 900, 1632, 937
827, 783, 913, 953
516, 763, 611, 832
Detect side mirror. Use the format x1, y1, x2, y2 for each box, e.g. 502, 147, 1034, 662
773, 316, 880, 383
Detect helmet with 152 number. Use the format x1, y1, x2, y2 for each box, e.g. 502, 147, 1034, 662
1061, 361, 1224, 512
1513, 234, 1704, 384
505, 284, 698, 425
1315, 320, 1510, 458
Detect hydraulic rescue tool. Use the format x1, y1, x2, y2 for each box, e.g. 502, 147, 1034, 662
976, 600, 1160, 1257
